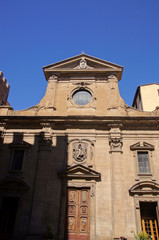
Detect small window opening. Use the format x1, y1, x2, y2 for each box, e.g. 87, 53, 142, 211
11, 149, 24, 171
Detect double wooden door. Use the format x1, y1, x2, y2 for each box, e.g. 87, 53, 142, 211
140, 202, 159, 240
142, 219, 159, 240
67, 188, 90, 240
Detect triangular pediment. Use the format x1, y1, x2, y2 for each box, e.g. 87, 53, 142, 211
9, 140, 32, 148
130, 142, 154, 151
129, 181, 159, 195
43, 54, 123, 81
59, 164, 101, 181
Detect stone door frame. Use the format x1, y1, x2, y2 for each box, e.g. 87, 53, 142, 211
67, 181, 96, 240
58, 180, 96, 240
134, 196, 159, 233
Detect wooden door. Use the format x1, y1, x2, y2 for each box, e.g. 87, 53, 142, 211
142, 219, 159, 240
68, 188, 90, 240
140, 202, 159, 240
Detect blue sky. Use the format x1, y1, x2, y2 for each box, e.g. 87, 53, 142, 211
1, 0, 159, 110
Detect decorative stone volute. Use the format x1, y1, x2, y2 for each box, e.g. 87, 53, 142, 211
38, 75, 58, 110
107, 74, 125, 113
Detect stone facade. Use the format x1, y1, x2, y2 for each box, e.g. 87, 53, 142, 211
0, 71, 10, 105
0, 54, 159, 240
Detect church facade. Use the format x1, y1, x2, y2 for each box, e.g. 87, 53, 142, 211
0, 54, 159, 240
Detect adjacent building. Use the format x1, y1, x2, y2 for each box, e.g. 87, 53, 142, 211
132, 83, 159, 111
0, 54, 159, 240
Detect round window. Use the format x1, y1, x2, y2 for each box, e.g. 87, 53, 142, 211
72, 89, 92, 106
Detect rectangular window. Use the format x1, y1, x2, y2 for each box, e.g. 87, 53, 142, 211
11, 150, 24, 171
137, 151, 150, 174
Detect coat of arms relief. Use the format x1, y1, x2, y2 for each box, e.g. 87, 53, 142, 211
73, 143, 87, 162
68, 139, 94, 167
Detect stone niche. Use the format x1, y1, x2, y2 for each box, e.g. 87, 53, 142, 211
67, 139, 94, 167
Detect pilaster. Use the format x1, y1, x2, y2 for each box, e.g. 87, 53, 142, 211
109, 124, 125, 238
28, 125, 52, 236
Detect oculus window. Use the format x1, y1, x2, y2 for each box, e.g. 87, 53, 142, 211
72, 89, 92, 106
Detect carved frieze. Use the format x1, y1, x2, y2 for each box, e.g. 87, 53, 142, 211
73, 82, 92, 86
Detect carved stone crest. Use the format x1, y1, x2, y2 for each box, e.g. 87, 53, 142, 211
80, 57, 87, 69
73, 57, 93, 70
109, 138, 123, 152
73, 143, 87, 162
68, 139, 94, 167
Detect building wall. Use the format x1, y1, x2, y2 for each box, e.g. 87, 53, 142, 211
1, 127, 159, 240
133, 90, 143, 110
140, 84, 159, 111
38, 75, 125, 117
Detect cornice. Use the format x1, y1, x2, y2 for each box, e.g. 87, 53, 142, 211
0, 116, 159, 130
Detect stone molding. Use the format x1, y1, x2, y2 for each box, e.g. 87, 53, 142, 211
2, 117, 159, 130
59, 164, 101, 181
129, 181, 159, 196
130, 142, 154, 151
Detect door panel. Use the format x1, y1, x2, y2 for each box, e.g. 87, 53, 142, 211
68, 188, 90, 240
